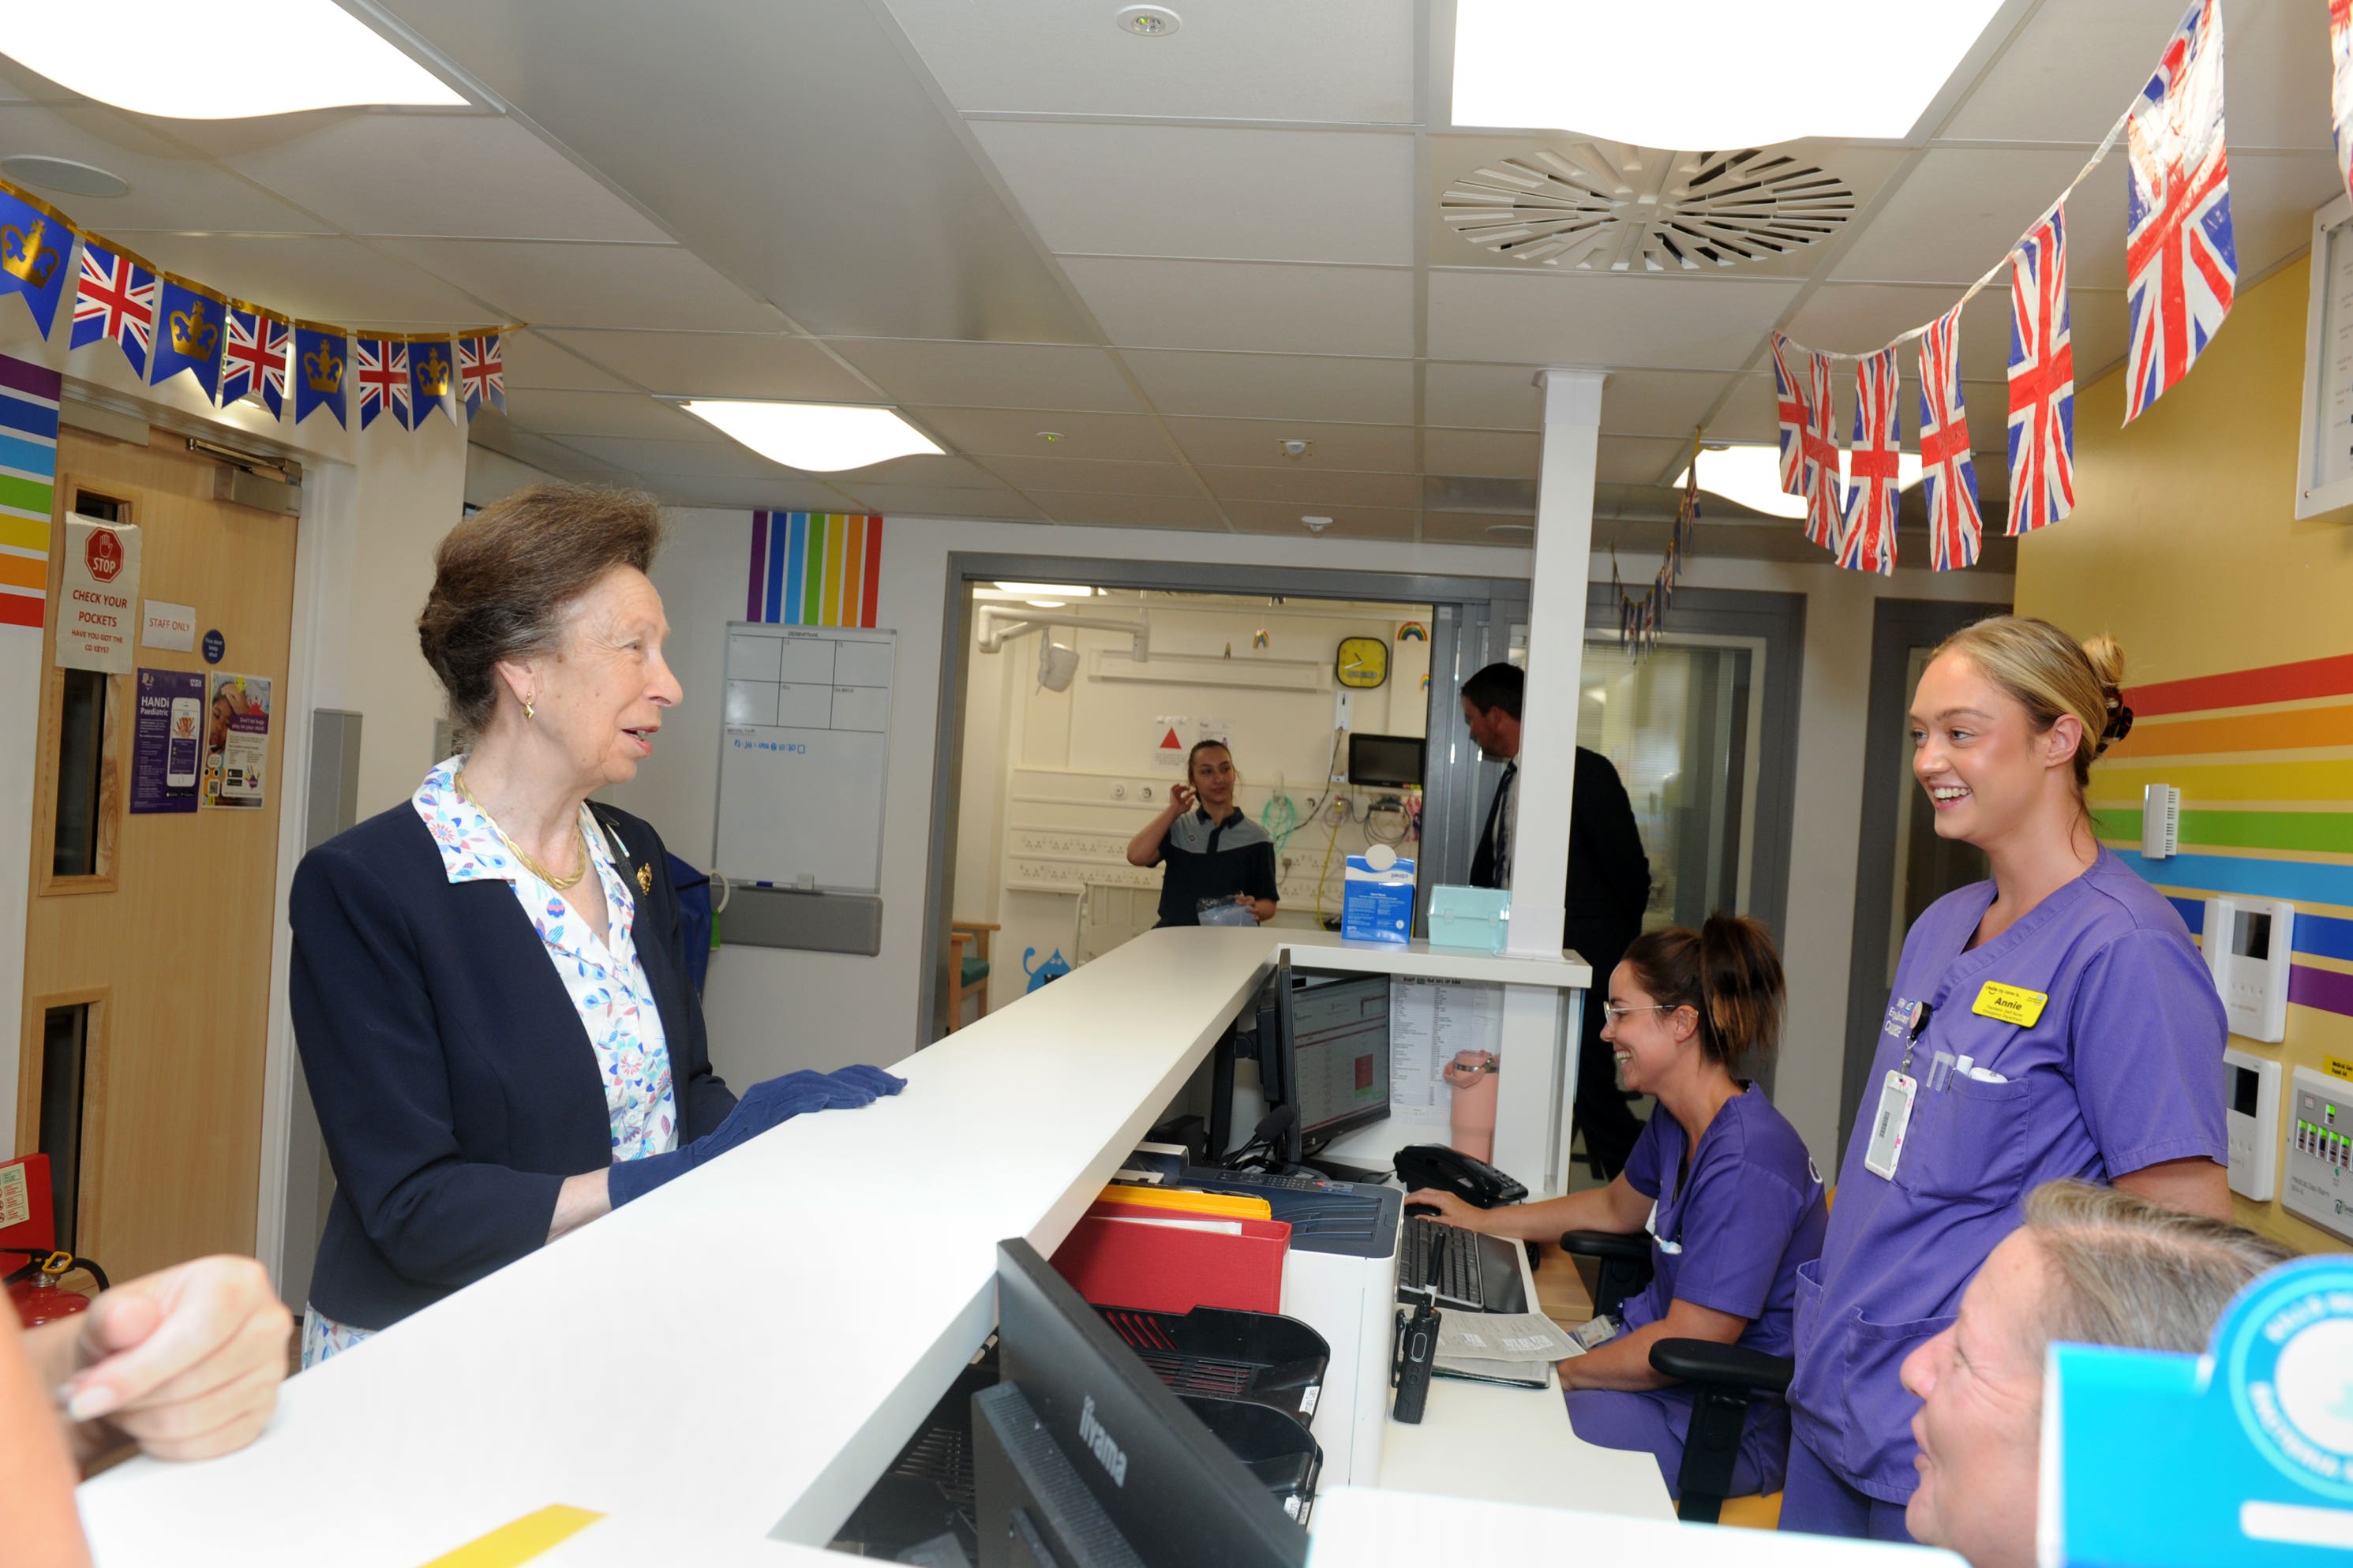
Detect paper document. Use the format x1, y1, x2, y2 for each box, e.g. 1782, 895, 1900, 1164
1100, 1216, 1242, 1235
1432, 1354, 1552, 1388
1436, 1309, 1582, 1364
1388, 977, 1441, 1111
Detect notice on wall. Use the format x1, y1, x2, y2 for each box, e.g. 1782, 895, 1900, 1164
204, 672, 271, 810
58, 519, 141, 673
130, 668, 206, 814
1149, 715, 1237, 772
1388, 977, 1504, 1115
140, 599, 197, 653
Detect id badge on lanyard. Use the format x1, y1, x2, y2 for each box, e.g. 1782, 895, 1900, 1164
1866, 998, 1931, 1181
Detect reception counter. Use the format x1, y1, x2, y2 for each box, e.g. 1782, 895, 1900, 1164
79, 927, 1621, 1566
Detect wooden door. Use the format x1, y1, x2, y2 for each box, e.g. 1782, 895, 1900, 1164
14, 427, 296, 1280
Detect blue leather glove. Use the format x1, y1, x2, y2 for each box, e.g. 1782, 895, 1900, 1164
608, 1069, 856, 1207
826, 1064, 908, 1099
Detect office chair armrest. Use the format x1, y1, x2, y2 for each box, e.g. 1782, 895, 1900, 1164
1648, 1338, 1794, 1395
1557, 1229, 1649, 1263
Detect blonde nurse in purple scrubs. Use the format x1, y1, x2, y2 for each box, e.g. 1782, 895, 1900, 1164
1782, 617, 2231, 1542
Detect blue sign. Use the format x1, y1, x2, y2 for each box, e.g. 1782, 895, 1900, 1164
2048, 1256, 2353, 1565
201, 628, 224, 664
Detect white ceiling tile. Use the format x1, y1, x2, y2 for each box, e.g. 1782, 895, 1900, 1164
503, 331, 637, 391
541, 330, 874, 400
1194, 466, 1421, 508
882, 0, 1416, 123
1602, 369, 1739, 438
1943, 0, 2261, 145
826, 340, 1144, 412
1787, 283, 2130, 385
905, 406, 1178, 462
210, 112, 669, 242
2227, 152, 2347, 280
99, 233, 484, 322
1163, 417, 1418, 470
838, 454, 1001, 488
1422, 511, 1532, 546
1122, 351, 1415, 422
635, 473, 859, 511
1423, 363, 1542, 429
369, 238, 787, 331
500, 390, 715, 442
1026, 491, 1229, 530
468, 421, 639, 484
974, 456, 1201, 496
2221, 0, 2334, 150
971, 122, 1416, 266
1428, 269, 1803, 369
0, 105, 335, 234
1223, 500, 1416, 539
830, 484, 1047, 521
1424, 428, 1540, 479
1834, 148, 2128, 288
1598, 436, 1695, 486
1063, 258, 1414, 356
539, 436, 800, 478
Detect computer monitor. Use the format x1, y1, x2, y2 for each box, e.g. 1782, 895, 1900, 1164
974, 1239, 1308, 1568
1347, 732, 1423, 789
1287, 975, 1392, 1145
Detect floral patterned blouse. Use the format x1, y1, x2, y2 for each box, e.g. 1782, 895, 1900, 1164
302, 757, 679, 1368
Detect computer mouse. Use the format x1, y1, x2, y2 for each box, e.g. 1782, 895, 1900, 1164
1403, 1201, 1441, 1218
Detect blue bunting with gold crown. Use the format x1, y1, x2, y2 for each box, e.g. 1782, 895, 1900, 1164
150, 276, 226, 402
0, 184, 70, 339
293, 322, 347, 428
407, 336, 454, 427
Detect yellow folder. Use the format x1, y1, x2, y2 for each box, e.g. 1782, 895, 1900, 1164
1099, 1183, 1273, 1220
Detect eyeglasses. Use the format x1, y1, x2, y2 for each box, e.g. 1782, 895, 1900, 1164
1599, 1001, 1678, 1024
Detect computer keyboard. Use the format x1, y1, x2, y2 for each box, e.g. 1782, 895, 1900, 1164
1399, 1216, 1487, 1312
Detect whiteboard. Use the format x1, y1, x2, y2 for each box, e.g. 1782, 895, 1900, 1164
713, 622, 896, 893
2297, 193, 2353, 520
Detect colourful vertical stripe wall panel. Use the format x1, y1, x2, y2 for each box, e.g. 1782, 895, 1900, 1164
744, 511, 882, 627
2093, 652, 2353, 1023
0, 353, 57, 631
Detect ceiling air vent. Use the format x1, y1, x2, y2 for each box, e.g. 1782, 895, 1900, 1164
1442, 144, 1853, 272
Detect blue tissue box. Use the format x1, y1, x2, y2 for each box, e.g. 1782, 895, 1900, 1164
1341, 853, 1414, 944
1428, 885, 1511, 952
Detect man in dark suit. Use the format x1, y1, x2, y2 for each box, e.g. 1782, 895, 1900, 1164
1461, 662, 1650, 1177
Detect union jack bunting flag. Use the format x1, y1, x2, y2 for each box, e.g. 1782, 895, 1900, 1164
1770, 332, 1806, 496
2123, 0, 2235, 425
2007, 206, 2077, 534
1801, 350, 1842, 552
354, 337, 412, 430
1838, 346, 1902, 575
221, 308, 290, 417
1917, 304, 1981, 571
457, 333, 506, 419
2333, 0, 2353, 204
69, 243, 158, 377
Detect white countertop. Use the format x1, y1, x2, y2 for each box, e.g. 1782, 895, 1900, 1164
1278, 929, 1591, 990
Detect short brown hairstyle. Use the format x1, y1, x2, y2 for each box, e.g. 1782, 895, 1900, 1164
417, 484, 664, 733
1618, 914, 1785, 1072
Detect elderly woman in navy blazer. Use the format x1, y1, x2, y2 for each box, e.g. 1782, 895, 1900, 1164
290, 484, 901, 1364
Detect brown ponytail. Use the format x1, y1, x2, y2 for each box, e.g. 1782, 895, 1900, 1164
1620, 914, 1785, 1072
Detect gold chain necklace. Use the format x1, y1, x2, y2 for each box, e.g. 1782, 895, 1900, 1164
452, 770, 595, 892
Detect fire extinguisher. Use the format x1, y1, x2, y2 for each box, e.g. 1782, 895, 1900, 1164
6, 1251, 108, 1328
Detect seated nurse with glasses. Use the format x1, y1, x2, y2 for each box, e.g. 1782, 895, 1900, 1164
1406, 915, 1827, 1502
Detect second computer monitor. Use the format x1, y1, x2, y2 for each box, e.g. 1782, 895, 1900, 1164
1283, 973, 1391, 1147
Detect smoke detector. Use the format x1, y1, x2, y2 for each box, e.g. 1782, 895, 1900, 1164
1301, 515, 1334, 533
1443, 143, 1852, 271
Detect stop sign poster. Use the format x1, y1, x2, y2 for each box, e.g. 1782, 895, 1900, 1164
59, 518, 141, 674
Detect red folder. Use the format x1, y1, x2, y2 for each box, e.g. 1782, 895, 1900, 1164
1051, 1200, 1290, 1315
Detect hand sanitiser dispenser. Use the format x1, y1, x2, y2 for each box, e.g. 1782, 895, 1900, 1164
2201, 896, 2293, 1043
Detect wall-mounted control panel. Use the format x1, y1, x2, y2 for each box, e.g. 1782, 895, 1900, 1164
2203, 895, 2294, 1042
2222, 1046, 2280, 1202
2284, 1065, 2353, 1243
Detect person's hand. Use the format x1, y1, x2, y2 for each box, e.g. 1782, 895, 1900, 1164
1555, 1355, 1584, 1391
609, 1068, 902, 1207
826, 1064, 907, 1099
1403, 1188, 1486, 1229
1169, 784, 1196, 814
58, 1256, 290, 1464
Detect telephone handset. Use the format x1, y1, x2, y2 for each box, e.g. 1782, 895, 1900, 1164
1392, 1144, 1527, 1209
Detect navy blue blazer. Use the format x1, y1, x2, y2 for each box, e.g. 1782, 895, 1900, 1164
289, 799, 735, 1330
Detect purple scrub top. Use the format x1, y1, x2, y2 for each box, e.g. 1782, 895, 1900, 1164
1621, 1082, 1828, 1377
1788, 848, 2227, 1502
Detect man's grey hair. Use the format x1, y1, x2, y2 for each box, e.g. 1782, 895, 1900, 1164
2021, 1181, 2297, 1356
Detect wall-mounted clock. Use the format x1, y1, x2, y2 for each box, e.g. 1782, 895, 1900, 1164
1336, 634, 1389, 689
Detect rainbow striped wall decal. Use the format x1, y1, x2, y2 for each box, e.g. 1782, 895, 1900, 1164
746, 511, 881, 627
2096, 652, 2353, 1021
0, 352, 57, 632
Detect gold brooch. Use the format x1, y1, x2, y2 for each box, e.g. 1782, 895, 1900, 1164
637, 863, 654, 894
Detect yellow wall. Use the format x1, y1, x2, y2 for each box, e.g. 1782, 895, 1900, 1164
2018, 253, 2352, 1252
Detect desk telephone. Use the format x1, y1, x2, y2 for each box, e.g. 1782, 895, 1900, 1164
1392, 1145, 1527, 1209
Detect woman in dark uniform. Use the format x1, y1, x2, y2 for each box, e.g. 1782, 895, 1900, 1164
1124, 739, 1279, 927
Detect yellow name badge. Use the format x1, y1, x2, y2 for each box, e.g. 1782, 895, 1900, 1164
1973, 981, 2049, 1027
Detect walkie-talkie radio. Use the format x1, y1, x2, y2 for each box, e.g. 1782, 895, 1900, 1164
1392, 1292, 1441, 1424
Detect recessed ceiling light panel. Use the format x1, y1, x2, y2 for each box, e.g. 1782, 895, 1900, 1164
680, 400, 944, 473
0, 2, 465, 118
1444, 143, 1852, 271
1677, 443, 1921, 521
0, 155, 128, 199
1117, 6, 1182, 36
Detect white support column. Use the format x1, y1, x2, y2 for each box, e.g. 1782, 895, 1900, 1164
1490, 365, 1606, 1192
